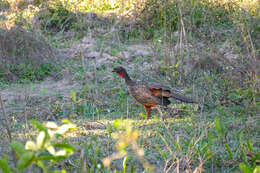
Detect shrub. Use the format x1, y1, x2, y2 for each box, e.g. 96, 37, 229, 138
0, 27, 59, 82
0, 120, 76, 173
36, 1, 77, 32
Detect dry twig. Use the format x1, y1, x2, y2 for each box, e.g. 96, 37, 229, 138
0, 94, 17, 166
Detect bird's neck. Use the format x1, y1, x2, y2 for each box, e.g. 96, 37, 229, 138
118, 71, 132, 84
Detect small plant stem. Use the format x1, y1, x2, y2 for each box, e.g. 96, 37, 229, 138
0, 95, 12, 142
0, 94, 17, 166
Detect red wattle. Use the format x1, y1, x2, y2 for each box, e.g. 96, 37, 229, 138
118, 72, 124, 78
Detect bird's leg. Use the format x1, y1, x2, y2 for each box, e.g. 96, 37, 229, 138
144, 106, 151, 119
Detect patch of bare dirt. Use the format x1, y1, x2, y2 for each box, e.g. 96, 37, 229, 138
58, 36, 119, 68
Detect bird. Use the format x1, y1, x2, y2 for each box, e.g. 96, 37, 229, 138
112, 66, 197, 118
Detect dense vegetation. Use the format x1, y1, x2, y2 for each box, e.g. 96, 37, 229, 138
0, 0, 259, 172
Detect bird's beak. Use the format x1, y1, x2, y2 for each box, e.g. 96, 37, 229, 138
112, 69, 116, 72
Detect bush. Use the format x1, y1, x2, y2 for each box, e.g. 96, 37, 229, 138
0, 27, 59, 82
133, 0, 259, 40
0, 0, 10, 11
36, 1, 77, 32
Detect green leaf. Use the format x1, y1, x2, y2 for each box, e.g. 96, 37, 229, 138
239, 163, 252, 173
138, 113, 147, 119
225, 143, 233, 158
239, 132, 244, 146
53, 170, 67, 173
175, 61, 180, 68
205, 73, 210, 80
122, 156, 127, 173
29, 120, 48, 132
57, 124, 70, 134
25, 141, 37, 151
173, 141, 181, 152
46, 145, 56, 155
208, 131, 215, 147
37, 131, 47, 149
154, 144, 167, 158
113, 119, 122, 129
61, 120, 77, 129
35, 160, 47, 173
45, 122, 58, 129
253, 166, 260, 173
37, 152, 56, 160
130, 165, 135, 173
54, 143, 75, 152
215, 117, 222, 135
70, 90, 76, 103
228, 92, 238, 100
17, 152, 34, 171
54, 150, 67, 156
61, 119, 70, 124
0, 157, 12, 173
247, 136, 253, 152
10, 141, 26, 155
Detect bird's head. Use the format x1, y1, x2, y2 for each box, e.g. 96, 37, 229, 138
112, 66, 128, 78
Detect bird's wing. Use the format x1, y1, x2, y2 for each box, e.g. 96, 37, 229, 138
147, 82, 171, 91
147, 82, 172, 98
147, 82, 197, 103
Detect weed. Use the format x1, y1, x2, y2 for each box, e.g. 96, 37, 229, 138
0, 120, 76, 173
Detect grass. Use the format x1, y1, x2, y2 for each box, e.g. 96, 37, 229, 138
0, 0, 259, 172
1, 51, 258, 172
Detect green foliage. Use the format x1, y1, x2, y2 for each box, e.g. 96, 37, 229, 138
17, 152, 34, 171
122, 156, 127, 173
70, 89, 76, 103
213, 118, 260, 173
253, 166, 260, 173
10, 141, 27, 156
103, 120, 154, 171
224, 143, 233, 159
0, 157, 11, 173
0, 120, 76, 173
67, 89, 98, 118
240, 163, 253, 173
214, 117, 222, 135
0, 0, 10, 10
8, 62, 56, 81
82, 136, 105, 172
137, 0, 178, 36
135, 0, 239, 38
37, 1, 77, 32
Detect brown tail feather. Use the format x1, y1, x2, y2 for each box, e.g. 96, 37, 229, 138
169, 93, 197, 103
